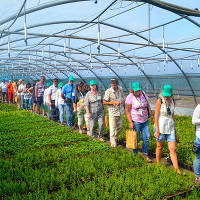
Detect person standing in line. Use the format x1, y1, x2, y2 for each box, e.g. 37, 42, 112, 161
32, 81, 37, 113
24, 83, 33, 110
12, 80, 18, 104
0, 79, 8, 103
16, 80, 21, 107
103, 79, 125, 147
61, 76, 76, 127
7, 80, 14, 104
48, 78, 59, 122
18, 80, 26, 109
154, 84, 180, 173
85, 80, 105, 141
125, 81, 153, 162
44, 82, 51, 119
55, 82, 65, 125
75, 81, 89, 134
35, 76, 46, 115
192, 104, 200, 183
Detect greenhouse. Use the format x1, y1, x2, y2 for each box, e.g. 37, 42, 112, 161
0, 0, 200, 199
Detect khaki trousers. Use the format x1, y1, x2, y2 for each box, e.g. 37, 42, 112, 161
109, 115, 123, 147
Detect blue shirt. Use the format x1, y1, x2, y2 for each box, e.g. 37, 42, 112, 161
61, 83, 76, 102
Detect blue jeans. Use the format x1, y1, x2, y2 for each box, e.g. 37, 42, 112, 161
194, 136, 200, 178
89, 112, 104, 138
45, 104, 51, 119
25, 99, 32, 110
50, 100, 59, 122
21, 95, 25, 109
65, 103, 75, 127
37, 96, 44, 110
132, 120, 150, 155
58, 104, 66, 124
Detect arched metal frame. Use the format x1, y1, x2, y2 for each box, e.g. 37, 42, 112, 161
0, 0, 199, 104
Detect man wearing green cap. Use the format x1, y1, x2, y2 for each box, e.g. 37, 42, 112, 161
61, 75, 76, 127
55, 82, 65, 125
103, 79, 125, 147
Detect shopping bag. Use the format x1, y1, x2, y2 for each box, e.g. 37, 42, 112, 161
104, 115, 109, 128
126, 129, 137, 149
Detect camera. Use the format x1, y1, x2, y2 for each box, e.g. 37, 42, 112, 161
167, 107, 171, 115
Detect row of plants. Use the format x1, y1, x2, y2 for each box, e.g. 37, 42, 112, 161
0, 104, 198, 199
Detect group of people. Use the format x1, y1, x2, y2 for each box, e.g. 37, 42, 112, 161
0, 76, 199, 183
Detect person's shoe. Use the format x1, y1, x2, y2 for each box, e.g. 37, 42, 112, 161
143, 155, 153, 163
79, 129, 83, 134
98, 137, 104, 142
195, 177, 200, 184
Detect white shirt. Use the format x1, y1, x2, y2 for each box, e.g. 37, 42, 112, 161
158, 96, 175, 134
192, 104, 200, 139
0, 82, 8, 93
48, 85, 58, 101
18, 84, 26, 96
43, 88, 50, 105
55, 88, 65, 106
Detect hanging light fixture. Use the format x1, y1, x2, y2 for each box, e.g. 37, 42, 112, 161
118, 37, 120, 59
97, 17, 100, 54
163, 60, 166, 71
180, 61, 183, 70
68, 38, 71, 63
162, 26, 165, 50
24, 5, 28, 45
64, 40, 66, 56
7, 33, 10, 58
190, 62, 193, 70
42, 48, 44, 60
157, 63, 160, 72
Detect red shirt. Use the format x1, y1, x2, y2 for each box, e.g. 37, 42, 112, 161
7, 83, 14, 93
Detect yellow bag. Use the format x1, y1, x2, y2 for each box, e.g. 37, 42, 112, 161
126, 129, 137, 149
104, 115, 109, 128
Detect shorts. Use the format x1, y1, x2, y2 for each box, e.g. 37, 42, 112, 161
154, 127, 176, 142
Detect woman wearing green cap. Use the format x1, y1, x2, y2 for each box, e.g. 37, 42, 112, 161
154, 84, 180, 174
55, 82, 65, 125
125, 81, 153, 162
84, 80, 105, 141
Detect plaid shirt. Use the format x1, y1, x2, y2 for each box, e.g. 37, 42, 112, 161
84, 91, 104, 114
104, 87, 125, 117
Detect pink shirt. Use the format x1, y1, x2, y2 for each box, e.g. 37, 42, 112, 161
125, 91, 149, 123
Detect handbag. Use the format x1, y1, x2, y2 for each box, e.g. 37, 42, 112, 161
65, 84, 73, 104
104, 115, 109, 128
126, 129, 137, 149
142, 91, 150, 118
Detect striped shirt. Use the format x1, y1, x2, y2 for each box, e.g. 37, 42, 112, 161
35, 82, 46, 97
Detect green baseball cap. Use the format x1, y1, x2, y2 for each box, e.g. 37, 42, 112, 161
69, 76, 74, 81
58, 82, 63, 88
46, 82, 51, 87
162, 84, 173, 97
89, 80, 97, 86
131, 82, 142, 91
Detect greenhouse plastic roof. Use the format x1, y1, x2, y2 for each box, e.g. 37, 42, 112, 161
0, 0, 200, 102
